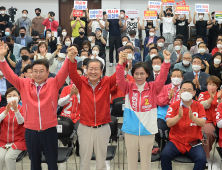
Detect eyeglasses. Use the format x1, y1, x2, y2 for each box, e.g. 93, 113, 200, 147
181, 88, 193, 93
33, 70, 46, 75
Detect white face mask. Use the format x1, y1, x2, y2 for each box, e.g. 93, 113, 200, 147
62, 32, 67, 37
149, 32, 154, 36
181, 92, 193, 102
88, 37, 93, 42
65, 41, 71, 46
120, 14, 124, 18
153, 65, 161, 71
182, 60, 190, 65
217, 44, 222, 49
150, 54, 156, 59
179, 14, 184, 19
92, 50, 99, 56
122, 41, 127, 46
0, 11, 5, 15
58, 53, 66, 59
198, 15, 203, 20
171, 77, 182, 86
130, 37, 135, 41
158, 42, 164, 47
0, 70, 3, 76
7, 96, 19, 110
214, 58, 221, 65
127, 53, 133, 60
38, 41, 45, 43
192, 65, 201, 71
47, 34, 51, 38
174, 45, 181, 51
22, 14, 27, 17
198, 48, 206, 53
81, 56, 87, 61
84, 68, 87, 75
196, 41, 201, 46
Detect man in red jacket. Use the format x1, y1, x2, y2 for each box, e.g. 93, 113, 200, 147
68, 48, 116, 170
0, 41, 77, 170
42, 11, 59, 36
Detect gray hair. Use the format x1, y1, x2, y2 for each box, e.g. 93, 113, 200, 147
182, 52, 191, 58
86, 59, 103, 71
92, 45, 100, 51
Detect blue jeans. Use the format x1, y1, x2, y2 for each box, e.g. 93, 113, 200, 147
161, 141, 206, 170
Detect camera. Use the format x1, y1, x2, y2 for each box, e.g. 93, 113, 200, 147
8, 7, 17, 23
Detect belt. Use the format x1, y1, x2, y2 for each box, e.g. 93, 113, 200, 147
86, 123, 106, 128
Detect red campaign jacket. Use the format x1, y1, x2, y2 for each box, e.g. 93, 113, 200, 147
42, 18, 59, 32
212, 47, 222, 56
216, 103, 222, 147
198, 91, 220, 126
157, 83, 180, 107
166, 100, 206, 154
60, 85, 80, 123
69, 60, 116, 126
0, 105, 26, 151
110, 74, 135, 104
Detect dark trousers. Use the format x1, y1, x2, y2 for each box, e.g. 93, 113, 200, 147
109, 35, 121, 63
161, 141, 206, 170
155, 118, 169, 150
203, 36, 208, 45
25, 127, 58, 170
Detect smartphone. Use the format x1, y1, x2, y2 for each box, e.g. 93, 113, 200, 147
189, 139, 202, 147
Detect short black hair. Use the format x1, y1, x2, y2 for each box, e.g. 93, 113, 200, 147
180, 80, 196, 91
23, 64, 32, 73
48, 11, 55, 16
6, 36, 14, 42
120, 10, 125, 13
45, 29, 51, 33
96, 28, 102, 33
149, 47, 158, 53
79, 27, 85, 31
212, 52, 222, 60
148, 42, 157, 48
83, 58, 91, 66
124, 45, 133, 51
216, 39, 222, 44
5, 87, 20, 99
31, 30, 39, 36
103, 11, 106, 15
122, 36, 130, 41
19, 27, 26, 31
211, 11, 215, 15
0, 6, 6, 10
166, 8, 172, 12
81, 50, 90, 57
88, 32, 96, 37
22, 10, 28, 14
196, 35, 203, 41
192, 55, 203, 64
157, 36, 165, 41
5, 27, 11, 31
152, 56, 163, 64
32, 59, 49, 71
87, 59, 103, 71
131, 62, 150, 76
20, 47, 30, 54
171, 68, 184, 77
35, 8, 41, 12
77, 67, 83, 75
176, 34, 184, 42
129, 30, 136, 36
198, 42, 206, 48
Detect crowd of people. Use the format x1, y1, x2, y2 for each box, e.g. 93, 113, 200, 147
0, 3, 222, 170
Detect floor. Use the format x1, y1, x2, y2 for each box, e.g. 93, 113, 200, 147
5, 49, 222, 170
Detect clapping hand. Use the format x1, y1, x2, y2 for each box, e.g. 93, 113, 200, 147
0, 41, 7, 60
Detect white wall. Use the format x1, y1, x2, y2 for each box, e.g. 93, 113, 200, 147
102, 0, 120, 10
0, 0, 59, 22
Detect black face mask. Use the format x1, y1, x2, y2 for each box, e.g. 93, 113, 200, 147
33, 38, 38, 41
167, 13, 171, 16
20, 33, 25, 37
36, 13, 40, 16
79, 32, 84, 35
212, 17, 215, 20
22, 55, 29, 61
8, 44, 13, 47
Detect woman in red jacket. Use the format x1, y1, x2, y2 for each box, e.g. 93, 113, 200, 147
198, 76, 222, 160
212, 39, 222, 56
0, 87, 26, 170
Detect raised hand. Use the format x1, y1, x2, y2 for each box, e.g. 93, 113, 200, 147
203, 60, 209, 67
163, 49, 171, 61
118, 50, 127, 65
67, 46, 78, 62
0, 41, 8, 60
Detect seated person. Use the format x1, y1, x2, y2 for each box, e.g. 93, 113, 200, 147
79, 50, 90, 62
204, 52, 222, 85
156, 69, 183, 149
183, 56, 210, 99
20, 64, 33, 79
49, 52, 67, 76
128, 30, 141, 50
57, 28, 68, 45
146, 55, 171, 85
5, 35, 22, 62
1, 27, 16, 42
192, 42, 212, 71
145, 47, 163, 70
60, 36, 73, 53
27, 30, 39, 52
3, 44, 16, 72
144, 42, 157, 61
143, 28, 158, 58
45, 29, 57, 53
15, 27, 33, 47
170, 40, 184, 66
110, 64, 134, 106
81, 40, 92, 55
174, 52, 193, 73
73, 27, 88, 50
161, 80, 206, 170
198, 76, 222, 160
0, 69, 13, 107
0, 87, 26, 170
82, 58, 91, 76
157, 36, 166, 55
190, 36, 209, 55
212, 39, 222, 56
167, 34, 188, 53
117, 36, 140, 55
88, 32, 105, 57
15, 47, 33, 76
91, 45, 105, 75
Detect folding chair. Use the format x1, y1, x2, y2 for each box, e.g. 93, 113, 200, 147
41, 116, 77, 170
211, 128, 221, 170
165, 130, 207, 168
16, 150, 28, 170
111, 97, 125, 170
138, 129, 163, 170
91, 116, 118, 170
